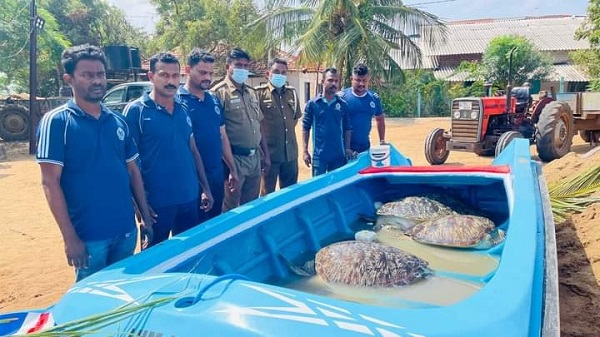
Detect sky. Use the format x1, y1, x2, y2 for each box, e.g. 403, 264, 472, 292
106, 0, 589, 34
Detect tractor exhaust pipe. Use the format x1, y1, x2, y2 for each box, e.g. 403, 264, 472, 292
505, 46, 518, 113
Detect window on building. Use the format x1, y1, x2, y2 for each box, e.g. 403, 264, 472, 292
304, 82, 311, 102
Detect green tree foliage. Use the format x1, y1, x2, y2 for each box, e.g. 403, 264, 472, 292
149, 0, 260, 58
480, 35, 551, 89
573, 0, 600, 90
248, 0, 446, 86
0, 0, 70, 95
43, 0, 147, 47
0, 0, 146, 96
379, 70, 450, 117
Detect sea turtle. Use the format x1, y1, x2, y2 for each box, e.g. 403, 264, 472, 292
405, 214, 505, 249
372, 195, 457, 231
285, 241, 431, 287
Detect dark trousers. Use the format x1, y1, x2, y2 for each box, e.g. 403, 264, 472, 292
198, 172, 224, 223
312, 156, 347, 177
146, 199, 199, 248
260, 160, 299, 195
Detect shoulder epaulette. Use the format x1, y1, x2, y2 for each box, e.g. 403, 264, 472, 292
210, 81, 227, 91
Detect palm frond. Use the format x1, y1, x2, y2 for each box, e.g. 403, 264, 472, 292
26, 296, 176, 336
548, 165, 600, 223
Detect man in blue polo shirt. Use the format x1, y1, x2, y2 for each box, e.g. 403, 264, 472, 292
177, 48, 238, 222
302, 67, 353, 176
339, 63, 386, 154
123, 52, 213, 248
36, 44, 154, 281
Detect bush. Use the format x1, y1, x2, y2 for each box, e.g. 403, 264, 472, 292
378, 70, 451, 117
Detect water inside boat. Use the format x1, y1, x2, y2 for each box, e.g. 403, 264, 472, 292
161, 171, 510, 309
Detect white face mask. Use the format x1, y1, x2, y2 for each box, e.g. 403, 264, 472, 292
270, 74, 287, 88
231, 68, 249, 84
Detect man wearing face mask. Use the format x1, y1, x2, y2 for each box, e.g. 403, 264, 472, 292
255, 58, 302, 195
212, 48, 271, 211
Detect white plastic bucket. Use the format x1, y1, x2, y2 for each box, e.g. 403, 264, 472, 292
370, 144, 391, 167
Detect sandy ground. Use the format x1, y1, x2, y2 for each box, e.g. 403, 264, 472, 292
1, 117, 599, 336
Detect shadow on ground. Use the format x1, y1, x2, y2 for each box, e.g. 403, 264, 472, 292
556, 219, 600, 337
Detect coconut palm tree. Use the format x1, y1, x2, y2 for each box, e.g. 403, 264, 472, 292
247, 0, 447, 84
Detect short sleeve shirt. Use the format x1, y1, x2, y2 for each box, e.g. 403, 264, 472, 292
302, 95, 352, 161
177, 87, 225, 177
339, 88, 383, 152
123, 93, 199, 208
36, 100, 137, 241
212, 77, 263, 149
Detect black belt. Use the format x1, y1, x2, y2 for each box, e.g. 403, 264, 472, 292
231, 146, 257, 156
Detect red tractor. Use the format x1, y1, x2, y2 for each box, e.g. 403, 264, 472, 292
423, 84, 574, 164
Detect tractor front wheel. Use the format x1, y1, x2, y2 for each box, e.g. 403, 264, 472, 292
535, 102, 574, 162
424, 127, 450, 165
495, 131, 523, 157
0, 105, 29, 141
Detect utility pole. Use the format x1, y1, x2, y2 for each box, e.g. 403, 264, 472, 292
28, 0, 38, 155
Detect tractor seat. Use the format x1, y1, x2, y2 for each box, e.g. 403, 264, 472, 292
511, 87, 532, 113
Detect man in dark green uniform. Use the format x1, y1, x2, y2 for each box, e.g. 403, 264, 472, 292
256, 58, 301, 195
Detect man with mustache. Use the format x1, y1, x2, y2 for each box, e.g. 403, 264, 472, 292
36, 44, 154, 280
338, 63, 386, 154
123, 52, 213, 247
302, 67, 353, 177
255, 57, 302, 195
212, 48, 271, 211
177, 49, 238, 222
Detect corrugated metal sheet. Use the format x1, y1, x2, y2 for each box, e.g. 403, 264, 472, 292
434, 64, 590, 82
433, 67, 477, 81
548, 64, 590, 82
427, 15, 589, 56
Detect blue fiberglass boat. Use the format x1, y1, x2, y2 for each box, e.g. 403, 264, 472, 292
0, 139, 559, 337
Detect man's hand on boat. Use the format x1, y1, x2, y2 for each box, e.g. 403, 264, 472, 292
303, 150, 312, 167
345, 148, 358, 161
64, 234, 88, 269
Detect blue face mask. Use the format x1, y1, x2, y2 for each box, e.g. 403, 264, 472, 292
270, 74, 287, 88
231, 68, 249, 84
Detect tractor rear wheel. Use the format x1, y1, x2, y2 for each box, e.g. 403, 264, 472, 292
0, 105, 29, 141
424, 127, 450, 165
579, 130, 600, 143
495, 131, 523, 157
535, 102, 574, 162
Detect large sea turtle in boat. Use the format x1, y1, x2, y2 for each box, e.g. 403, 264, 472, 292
370, 194, 456, 230
369, 193, 486, 231
382, 214, 505, 250
285, 241, 431, 287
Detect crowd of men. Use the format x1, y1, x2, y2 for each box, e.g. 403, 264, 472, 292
36, 44, 386, 281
